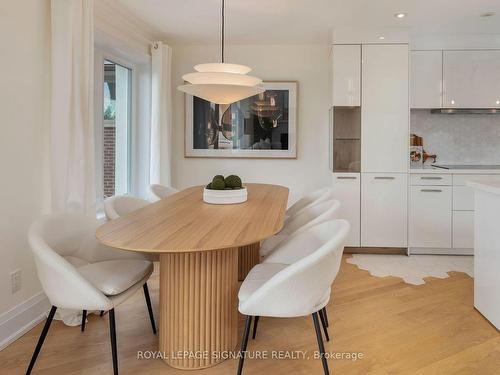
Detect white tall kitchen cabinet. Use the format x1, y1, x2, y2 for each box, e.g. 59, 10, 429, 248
330, 45, 362, 247
331, 44, 361, 106
361, 44, 409, 173
360, 44, 409, 248
331, 43, 409, 249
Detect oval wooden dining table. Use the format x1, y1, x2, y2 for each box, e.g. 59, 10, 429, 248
96, 183, 289, 370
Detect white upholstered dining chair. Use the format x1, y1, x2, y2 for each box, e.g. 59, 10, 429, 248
104, 195, 158, 262
104, 195, 158, 263
262, 213, 348, 339
103, 195, 150, 221
237, 220, 350, 375
26, 213, 157, 375
148, 184, 179, 202
285, 187, 334, 220
260, 199, 341, 258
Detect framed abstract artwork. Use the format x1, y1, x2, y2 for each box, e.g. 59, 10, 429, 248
185, 81, 297, 158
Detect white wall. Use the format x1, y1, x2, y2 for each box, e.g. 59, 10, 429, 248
0, 0, 51, 344
171, 44, 332, 203
94, 0, 161, 59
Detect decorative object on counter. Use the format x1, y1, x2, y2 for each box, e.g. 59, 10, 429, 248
423, 151, 437, 164
410, 145, 423, 168
185, 81, 297, 158
410, 133, 423, 147
410, 133, 437, 167
203, 174, 247, 204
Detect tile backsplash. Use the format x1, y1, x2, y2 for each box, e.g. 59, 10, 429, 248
411, 109, 500, 165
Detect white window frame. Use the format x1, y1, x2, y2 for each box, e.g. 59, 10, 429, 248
94, 49, 137, 212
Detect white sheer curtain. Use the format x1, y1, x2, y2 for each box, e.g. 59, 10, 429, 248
50, 0, 95, 326
50, 0, 95, 215
150, 42, 173, 186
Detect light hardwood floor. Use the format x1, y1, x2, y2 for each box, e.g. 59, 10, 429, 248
1, 256, 499, 375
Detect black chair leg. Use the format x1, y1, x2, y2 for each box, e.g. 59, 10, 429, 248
237, 315, 253, 375
143, 283, 157, 335
109, 309, 118, 375
81, 310, 87, 332
100, 310, 104, 317
312, 312, 329, 375
26, 306, 57, 375
318, 309, 330, 342
252, 316, 260, 339
322, 307, 329, 327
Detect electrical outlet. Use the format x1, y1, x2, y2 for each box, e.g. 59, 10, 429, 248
11, 269, 21, 294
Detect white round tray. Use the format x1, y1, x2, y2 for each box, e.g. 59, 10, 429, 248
203, 187, 247, 205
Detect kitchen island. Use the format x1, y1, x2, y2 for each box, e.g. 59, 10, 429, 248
408, 167, 500, 255
468, 181, 500, 330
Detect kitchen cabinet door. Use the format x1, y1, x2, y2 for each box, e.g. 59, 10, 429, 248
453, 211, 474, 249
453, 186, 474, 211
443, 50, 500, 108
361, 173, 407, 247
411, 50, 442, 108
332, 44, 361, 107
332, 173, 360, 246
410, 173, 451, 186
361, 44, 409, 173
409, 186, 452, 248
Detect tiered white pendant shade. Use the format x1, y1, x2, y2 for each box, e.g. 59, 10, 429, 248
182, 72, 262, 86
195, 63, 252, 74
178, 63, 265, 104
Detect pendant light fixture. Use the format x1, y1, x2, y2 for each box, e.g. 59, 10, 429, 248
178, 0, 265, 104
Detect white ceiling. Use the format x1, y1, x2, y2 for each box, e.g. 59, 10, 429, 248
116, 0, 500, 44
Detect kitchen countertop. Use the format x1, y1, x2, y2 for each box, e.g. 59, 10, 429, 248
410, 167, 500, 174
467, 181, 500, 195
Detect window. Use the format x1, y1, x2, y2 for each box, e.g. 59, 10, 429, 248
95, 46, 152, 213
101, 60, 132, 199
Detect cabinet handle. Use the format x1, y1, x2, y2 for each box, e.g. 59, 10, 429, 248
420, 189, 443, 193
374, 176, 395, 180
337, 176, 357, 180
420, 176, 442, 180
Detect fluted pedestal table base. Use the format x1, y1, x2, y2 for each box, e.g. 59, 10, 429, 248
159, 248, 239, 370
238, 242, 261, 281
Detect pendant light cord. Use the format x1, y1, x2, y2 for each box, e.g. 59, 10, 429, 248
221, 0, 225, 63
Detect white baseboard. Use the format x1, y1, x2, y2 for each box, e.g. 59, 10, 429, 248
0, 292, 50, 351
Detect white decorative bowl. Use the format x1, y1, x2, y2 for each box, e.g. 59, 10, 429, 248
203, 187, 247, 205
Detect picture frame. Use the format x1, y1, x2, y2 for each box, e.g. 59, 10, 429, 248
185, 81, 298, 158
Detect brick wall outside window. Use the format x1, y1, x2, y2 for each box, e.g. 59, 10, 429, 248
103, 126, 116, 198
